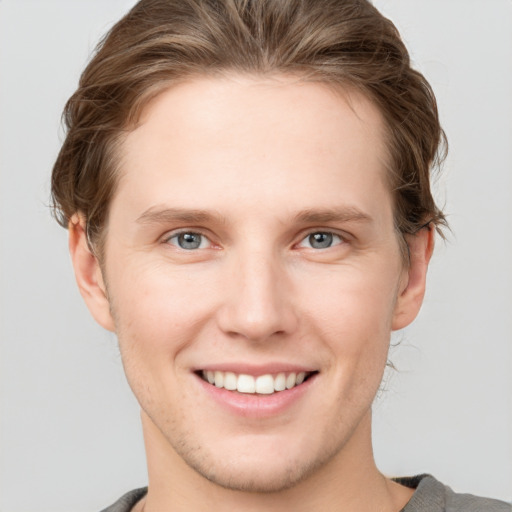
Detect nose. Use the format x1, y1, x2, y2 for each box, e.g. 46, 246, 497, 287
216, 249, 298, 342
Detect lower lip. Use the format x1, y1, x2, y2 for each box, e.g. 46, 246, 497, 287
195, 373, 318, 418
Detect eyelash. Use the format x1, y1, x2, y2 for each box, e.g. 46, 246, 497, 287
164, 230, 212, 250
297, 231, 345, 250
163, 229, 346, 251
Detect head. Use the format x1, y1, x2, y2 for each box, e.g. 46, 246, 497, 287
52, 0, 446, 496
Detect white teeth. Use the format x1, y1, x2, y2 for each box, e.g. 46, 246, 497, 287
274, 372, 286, 391
214, 370, 224, 388
223, 371, 237, 391
237, 374, 255, 393
255, 374, 274, 394
286, 373, 296, 389
201, 370, 313, 394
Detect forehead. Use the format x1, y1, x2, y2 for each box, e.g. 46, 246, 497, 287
113, 75, 391, 226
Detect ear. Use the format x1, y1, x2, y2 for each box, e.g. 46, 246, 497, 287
392, 225, 435, 330
68, 215, 115, 332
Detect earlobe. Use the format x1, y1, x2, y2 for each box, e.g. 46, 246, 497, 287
68, 215, 115, 332
392, 225, 435, 331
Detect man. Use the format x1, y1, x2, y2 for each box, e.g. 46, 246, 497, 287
50, 1, 509, 510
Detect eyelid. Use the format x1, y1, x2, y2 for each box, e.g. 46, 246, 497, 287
299, 227, 348, 239
295, 229, 348, 249
162, 228, 215, 248
159, 227, 349, 250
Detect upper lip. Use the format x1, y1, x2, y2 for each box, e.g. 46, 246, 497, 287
194, 363, 318, 376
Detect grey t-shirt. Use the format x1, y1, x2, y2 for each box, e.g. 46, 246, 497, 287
395, 475, 510, 511
100, 475, 510, 511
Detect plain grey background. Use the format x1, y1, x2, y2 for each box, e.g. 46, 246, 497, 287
0, 1, 511, 510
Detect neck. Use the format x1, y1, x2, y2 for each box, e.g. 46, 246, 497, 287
138, 410, 413, 512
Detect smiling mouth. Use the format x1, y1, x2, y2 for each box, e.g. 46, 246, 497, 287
198, 370, 317, 395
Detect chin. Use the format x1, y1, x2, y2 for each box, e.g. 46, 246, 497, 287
170, 429, 340, 494
186, 453, 321, 493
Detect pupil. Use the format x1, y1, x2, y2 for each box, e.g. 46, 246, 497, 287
179, 233, 201, 249
310, 232, 332, 249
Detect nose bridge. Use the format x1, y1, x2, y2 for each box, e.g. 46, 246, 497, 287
217, 241, 297, 341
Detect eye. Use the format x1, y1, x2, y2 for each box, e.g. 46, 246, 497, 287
167, 231, 210, 250
298, 231, 344, 249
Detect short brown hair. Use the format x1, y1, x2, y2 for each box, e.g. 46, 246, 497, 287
51, 0, 447, 260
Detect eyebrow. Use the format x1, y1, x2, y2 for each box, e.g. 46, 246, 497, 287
136, 207, 227, 225
292, 207, 372, 224
136, 206, 372, 226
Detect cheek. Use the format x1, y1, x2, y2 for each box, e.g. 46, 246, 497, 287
108, 270, 206, 406
301, 263, 400, 338
297, 262, 401, 386
107, 262, 225, 373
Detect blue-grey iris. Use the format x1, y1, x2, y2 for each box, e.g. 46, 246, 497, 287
309, 232, 333, 249
178, 232, 202, 250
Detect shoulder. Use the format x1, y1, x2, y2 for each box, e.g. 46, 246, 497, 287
99, 487, 147, 512
396, 475, 510, 512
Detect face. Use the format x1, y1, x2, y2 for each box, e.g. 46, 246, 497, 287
73, 75, 429, 493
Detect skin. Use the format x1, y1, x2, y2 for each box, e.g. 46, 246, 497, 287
69, 75, 433, 511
